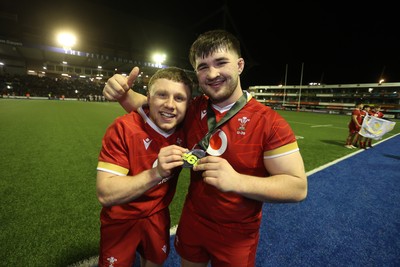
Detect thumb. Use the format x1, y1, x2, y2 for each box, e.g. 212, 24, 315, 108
126, 66, 140, 89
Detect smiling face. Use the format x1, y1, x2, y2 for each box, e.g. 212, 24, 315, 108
194, 48, 244, 107
147, 78, 190, 132
189, 30, 245, 107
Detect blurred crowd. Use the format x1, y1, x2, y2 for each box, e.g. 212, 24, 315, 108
0, 73, 106, 101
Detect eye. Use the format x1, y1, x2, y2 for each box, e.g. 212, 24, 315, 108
216, 60, 228, 67
156, 92, 167, 99
196, 64, 208, 71
175, 95, 187, 102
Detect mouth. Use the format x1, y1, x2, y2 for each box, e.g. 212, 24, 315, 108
160, 111, 175, 119
207, 78, 225, 88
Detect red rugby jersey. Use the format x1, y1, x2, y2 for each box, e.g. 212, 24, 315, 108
183, 92, 299, 229
97, 106, 185, 220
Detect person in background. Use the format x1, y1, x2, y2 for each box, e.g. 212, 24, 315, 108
96, 67, 193, 267
358, 104, 371, 149
371, 105, 384, 119
365, 105, 385, 148
102, 29, 307, 267
345, 102, 364, 149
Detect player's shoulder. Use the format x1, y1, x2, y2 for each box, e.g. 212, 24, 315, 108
246, 98, 279, 115
188, 94, 209, 113
192, 94, 208, 104
108, 112, 141, 130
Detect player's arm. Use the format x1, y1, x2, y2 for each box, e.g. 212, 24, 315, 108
193, 151, 307, 203
96, 167, 161, 207
352, 113, 361, 128
254, 151, 307, 202
96, 145, 187, 207
103, 66, 147, 113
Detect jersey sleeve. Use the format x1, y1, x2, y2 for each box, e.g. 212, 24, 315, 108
97, 118, 130, 176
262, 108, 298, 158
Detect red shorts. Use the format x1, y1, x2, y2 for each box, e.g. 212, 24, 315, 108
174, 205, 259, 266
348, 122, 360, 134
98, 208, 170, 266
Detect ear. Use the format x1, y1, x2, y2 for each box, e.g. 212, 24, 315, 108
238, 58, 245, 74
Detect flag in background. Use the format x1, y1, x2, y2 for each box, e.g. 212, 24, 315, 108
359, 115, 396, 140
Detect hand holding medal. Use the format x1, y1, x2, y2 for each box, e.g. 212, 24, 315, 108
182, 149, 206, 168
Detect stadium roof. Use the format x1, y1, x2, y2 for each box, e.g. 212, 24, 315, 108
0, 38, 164, 76
0, 1, 195, 77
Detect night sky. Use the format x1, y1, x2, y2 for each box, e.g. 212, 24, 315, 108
2, 0, 399, 88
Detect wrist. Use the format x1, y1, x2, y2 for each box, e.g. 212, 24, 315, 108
152, 167, 163, 182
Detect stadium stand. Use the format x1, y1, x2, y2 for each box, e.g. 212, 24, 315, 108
248, 83, 400, 119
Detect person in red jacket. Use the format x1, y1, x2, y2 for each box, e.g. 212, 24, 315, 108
345, 102, 364, 149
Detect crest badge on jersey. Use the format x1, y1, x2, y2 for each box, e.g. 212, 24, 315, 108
237, 116, 250, 135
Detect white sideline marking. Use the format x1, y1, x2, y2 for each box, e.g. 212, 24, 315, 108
306, 149, 364, 176
306, 133, 399, 176
68, 256, 98, 267
311, 124, 332, 128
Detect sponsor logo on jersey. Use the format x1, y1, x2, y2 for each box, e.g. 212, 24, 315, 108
201, 109, 207, 120
207, 129, 228, 156
143, 138, 152, 150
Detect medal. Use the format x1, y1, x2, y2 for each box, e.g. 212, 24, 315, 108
182, 149, 206, 168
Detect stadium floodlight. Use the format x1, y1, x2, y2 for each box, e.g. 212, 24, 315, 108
152, 53, 166, 67
57, 32, 76, 51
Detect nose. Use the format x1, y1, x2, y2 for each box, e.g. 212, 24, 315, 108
164, 96, 175, 109
207, 67, 220, 79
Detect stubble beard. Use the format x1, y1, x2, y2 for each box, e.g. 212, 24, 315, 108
207, 77, 239, 105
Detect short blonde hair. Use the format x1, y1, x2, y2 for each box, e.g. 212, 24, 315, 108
147, 67, 194, 97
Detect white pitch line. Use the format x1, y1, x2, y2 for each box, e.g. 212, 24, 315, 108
306, 133, 399, 176
311, 124, 333, 128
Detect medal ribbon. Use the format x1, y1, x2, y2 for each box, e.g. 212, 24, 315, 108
197, 91, 248, 150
